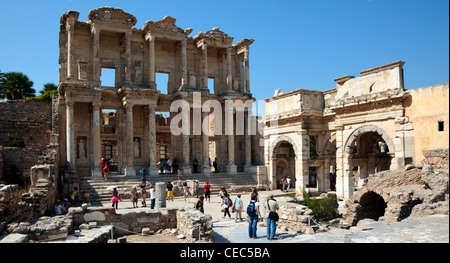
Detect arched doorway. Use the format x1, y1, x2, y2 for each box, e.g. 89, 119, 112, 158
270, 138, 297, 191
356, 191, 387, 221
343, 125, 394, 190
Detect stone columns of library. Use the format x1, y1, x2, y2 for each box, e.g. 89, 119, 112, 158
147, 35, 156, 90
66, 18, 76, 79
202, 43, 208, 90
244, 108, 252, 170
92, 27, 101, 81
181, 38, 188, 87
226, 47, 233, 91
244, 49, 250, 94
226, 108, 237, 173
182, 133, 191, 175
92, 102, 102, 177
124, 102, 136, 176
148, 104, 159, 176
66, 100, 75, 171
202, 111, 211, 174
124, 31, 132, 84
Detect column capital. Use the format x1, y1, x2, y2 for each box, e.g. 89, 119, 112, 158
92, 101, 101, 109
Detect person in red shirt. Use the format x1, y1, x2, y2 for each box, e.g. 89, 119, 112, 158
203, 182, 211, 203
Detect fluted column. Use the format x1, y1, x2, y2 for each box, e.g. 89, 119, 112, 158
91, 102, 102, 177
66, 100, 75, 171
124, 102, 136, 176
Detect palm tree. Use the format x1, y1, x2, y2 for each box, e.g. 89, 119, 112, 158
0, 72, 35, 100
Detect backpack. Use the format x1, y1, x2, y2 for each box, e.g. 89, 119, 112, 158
226, 197, 232, 207
247, 201, 256, 216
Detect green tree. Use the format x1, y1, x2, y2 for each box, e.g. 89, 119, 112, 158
39, 83, 58, 95
0, 72, 35, 100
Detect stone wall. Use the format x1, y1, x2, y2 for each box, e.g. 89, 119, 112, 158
0, 183, 56, 228
0, 100, 52, 151
176, 208, 213, 242
344, 164, 449, 225
0, 146, 42, 177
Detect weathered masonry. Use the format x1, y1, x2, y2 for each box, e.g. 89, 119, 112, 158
58, 7, 258, 181
264, 61, 449, 200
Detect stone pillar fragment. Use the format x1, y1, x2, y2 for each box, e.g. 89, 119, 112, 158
155, 182, 166, 209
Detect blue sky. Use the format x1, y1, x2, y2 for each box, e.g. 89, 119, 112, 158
1, 0, 448, 103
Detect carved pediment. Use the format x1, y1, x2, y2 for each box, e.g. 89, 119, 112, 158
143, 16, 193, 37
88, 7, 137, 27
195, 27, 234, 44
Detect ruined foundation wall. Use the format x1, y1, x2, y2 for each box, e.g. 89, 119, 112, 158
0, 101, 52, 151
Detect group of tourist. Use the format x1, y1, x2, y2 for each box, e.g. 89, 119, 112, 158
217, 186, 280, 240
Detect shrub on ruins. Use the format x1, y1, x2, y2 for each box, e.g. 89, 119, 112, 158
27, 83, 58, 102
290, 190, 339, 221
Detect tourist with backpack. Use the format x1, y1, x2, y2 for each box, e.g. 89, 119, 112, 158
264, 193, 279, 240
247, 192, 260, 238
222, 193, 232, 219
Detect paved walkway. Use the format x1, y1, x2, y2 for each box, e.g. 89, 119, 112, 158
100, 189, 449, 243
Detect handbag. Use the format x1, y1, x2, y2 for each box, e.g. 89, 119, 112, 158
267, 200, 279, 222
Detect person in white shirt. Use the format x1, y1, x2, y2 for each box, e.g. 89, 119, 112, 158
286, 176, 291, 192
233, 194, 244, 222
149, 184, 156, 209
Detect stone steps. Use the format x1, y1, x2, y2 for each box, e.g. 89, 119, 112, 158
79, 172, 257, 205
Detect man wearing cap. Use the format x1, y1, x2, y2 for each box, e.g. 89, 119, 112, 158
264, 193, 279, 240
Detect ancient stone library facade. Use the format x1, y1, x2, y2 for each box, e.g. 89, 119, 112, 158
57, 7, 256, 181
0, 7, 448, 204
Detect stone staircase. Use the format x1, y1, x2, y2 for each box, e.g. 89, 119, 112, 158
79, 172, 257, 205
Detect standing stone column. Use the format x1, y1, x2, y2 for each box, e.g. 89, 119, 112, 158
244, 49, 250, 94
182, 133, 191, 175
226, 47, 233, 91
92, 26, 101, 81
66, 100, 76, 171
181, 38, 188, 87
244, 109, 252, 171
66, 18, 76, 79
92, 102, 102, 177
148, 104, 158, 176
226, 109, 237, 173
202, 43, 208, 91
202, 111, 211, 174
147, 35, 156, 89
124, 31, 132, 84
124, 102, 136, 176
155, 182, 166, 209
